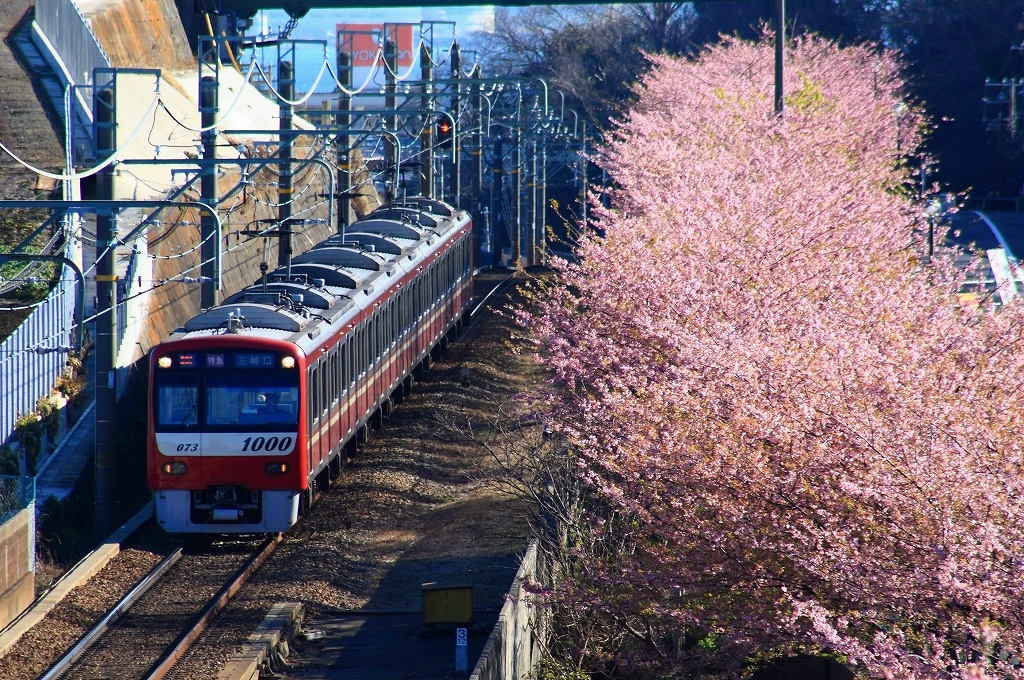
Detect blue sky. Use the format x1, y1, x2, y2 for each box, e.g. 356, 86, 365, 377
260, 6, 496, 41
257, 7, 495, 92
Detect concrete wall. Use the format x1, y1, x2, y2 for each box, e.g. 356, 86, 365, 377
81, 0, 193, 70
140, 158, 335, 358
0, 509, 34, 631
470, 542, 544, 680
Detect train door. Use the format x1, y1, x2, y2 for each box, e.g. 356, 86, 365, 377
308, 364, 319, 475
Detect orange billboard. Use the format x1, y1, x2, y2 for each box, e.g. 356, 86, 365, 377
336, 24, 416, 68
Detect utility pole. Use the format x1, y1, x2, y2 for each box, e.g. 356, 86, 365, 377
384, 37, 397, 203
278, 60, 294, 270
420, 41, 433, 199
472, 64, 484, 261
450, 42, 462, 207
200, 76, 219, 308
775, 0, 785, 115
511, 125, 521, 266
93, 80, 117, 536
528, 137, 537, 265
577, 122, 587, 243
336, 36, 353, 231
492, 138, 503, 265
539, 137, 547, 264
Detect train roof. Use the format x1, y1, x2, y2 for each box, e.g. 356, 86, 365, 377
162, 199, 471, 355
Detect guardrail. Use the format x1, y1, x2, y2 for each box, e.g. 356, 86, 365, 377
35, 0, 110, 118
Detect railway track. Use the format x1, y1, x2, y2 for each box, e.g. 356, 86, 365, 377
41, 536, 277, 680
17, 270, 522, 680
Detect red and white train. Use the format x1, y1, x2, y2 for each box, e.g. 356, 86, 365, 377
147, 198, 473, 533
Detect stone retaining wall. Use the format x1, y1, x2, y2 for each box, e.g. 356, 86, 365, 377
470, 541, 543, 680
0, 508, 34, 631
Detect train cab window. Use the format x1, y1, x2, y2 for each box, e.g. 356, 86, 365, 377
154, 373, 198, 428
206, 372, 299, 428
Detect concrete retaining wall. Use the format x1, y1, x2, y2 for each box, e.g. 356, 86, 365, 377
80, 0, 193, 70
470, 542, 543, 680
0, 508, 34, 631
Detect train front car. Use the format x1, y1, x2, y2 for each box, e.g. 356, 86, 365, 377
148, 198, 473, 535
148, 337, 306, 533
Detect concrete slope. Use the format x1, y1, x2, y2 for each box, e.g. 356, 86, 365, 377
0, 1, 65, 200
79, 0, 193, 70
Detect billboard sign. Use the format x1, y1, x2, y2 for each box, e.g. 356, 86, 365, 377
337, 24, 416, 68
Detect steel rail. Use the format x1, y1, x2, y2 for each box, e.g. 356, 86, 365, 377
39, 548, 185, 680
144, 534, 281, 680
469, 269, 518, 321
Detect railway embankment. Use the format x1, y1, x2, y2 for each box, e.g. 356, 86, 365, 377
0, 271, 544, 679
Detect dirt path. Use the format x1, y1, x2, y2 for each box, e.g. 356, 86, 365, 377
164, 271, 543, 679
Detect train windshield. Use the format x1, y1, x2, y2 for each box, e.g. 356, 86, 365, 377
154, 352, 300, 432
205, 373, 299, 427
155, 374, 198, 428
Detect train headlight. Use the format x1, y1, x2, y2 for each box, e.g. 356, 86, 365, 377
157, 356, 172, 369
162, 462, 188, 475
281, 356, 295, 369
265, 462, 288, 474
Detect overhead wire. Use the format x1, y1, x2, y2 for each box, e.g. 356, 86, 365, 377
0, 93, 161, 181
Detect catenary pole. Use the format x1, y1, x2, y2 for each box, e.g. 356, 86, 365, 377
94, 81, 118, 535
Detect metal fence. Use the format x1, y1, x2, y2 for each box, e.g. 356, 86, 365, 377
0, 476, 35, 525
0, 263, 77, 446
35, 0, 110, 119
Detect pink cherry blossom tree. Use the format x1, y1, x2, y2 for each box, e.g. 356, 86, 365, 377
527, 31, 1024, 679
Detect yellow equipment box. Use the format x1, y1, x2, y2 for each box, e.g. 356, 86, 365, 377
421, 583, 473, 626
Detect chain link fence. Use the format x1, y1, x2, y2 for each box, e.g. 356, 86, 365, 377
0, 475, 35, 525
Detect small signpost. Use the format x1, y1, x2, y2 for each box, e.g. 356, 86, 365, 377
456, 626, 468, 671
421, 583, 474, 671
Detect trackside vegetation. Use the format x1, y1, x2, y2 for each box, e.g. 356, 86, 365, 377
525, 32, 1024, 680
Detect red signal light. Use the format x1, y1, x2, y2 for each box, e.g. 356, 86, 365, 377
437, 119, 453, 149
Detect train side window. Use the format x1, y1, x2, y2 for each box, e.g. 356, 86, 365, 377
358, 326, 365, 376
372, 315, 380, 366
388, 302, 395, 346
361, 325, 368, 374
390, 300, 397, 345
376, 311, 383, 361
311, 367, 319, 424
397, 293, 403, 337
355, 329, 361, 378
340, 342, 347, 394
332, 351, 340, 403
321, 360, 329, 415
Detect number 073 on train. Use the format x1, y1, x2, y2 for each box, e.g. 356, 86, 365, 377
147, 199, 473, 533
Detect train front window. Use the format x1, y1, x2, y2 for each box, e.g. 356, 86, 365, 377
155, 374, 199, 428
205, 372, 299, 427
